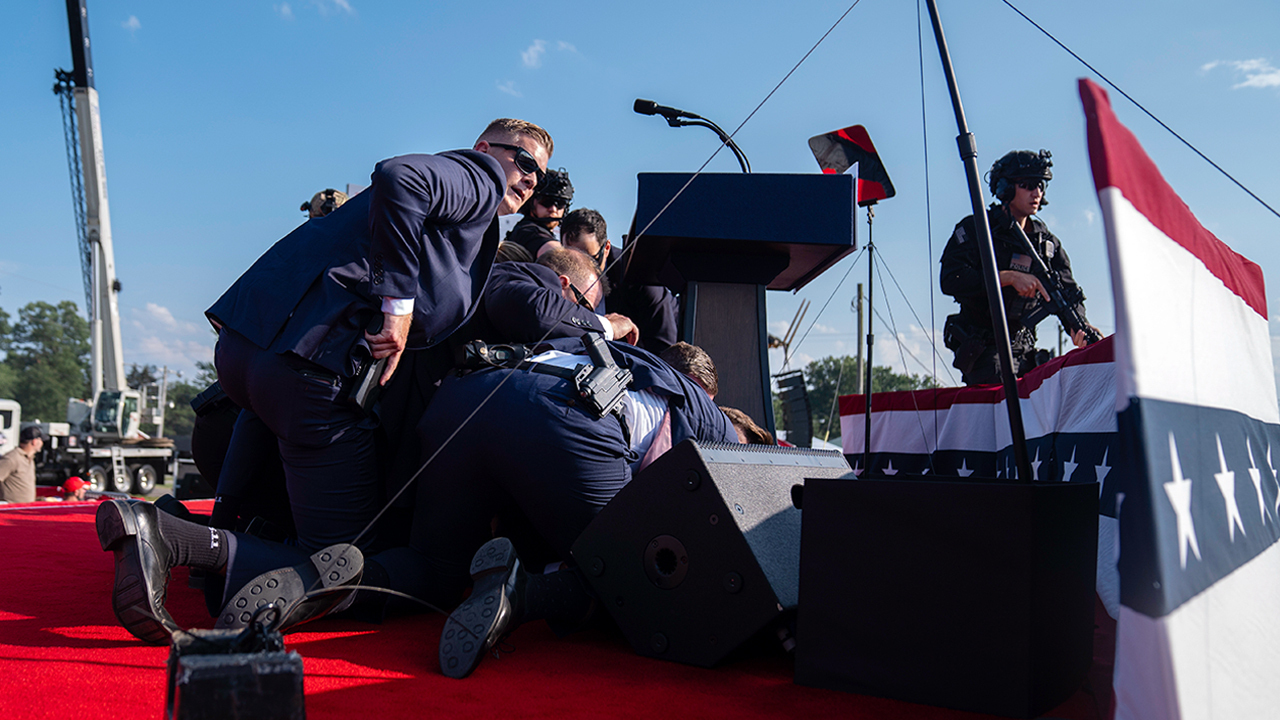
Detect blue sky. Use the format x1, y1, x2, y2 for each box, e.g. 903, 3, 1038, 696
2, 0, 1278, 395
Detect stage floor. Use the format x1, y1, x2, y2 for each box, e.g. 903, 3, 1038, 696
0, 500, 1106, 720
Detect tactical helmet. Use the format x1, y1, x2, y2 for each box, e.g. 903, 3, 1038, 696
988, 150, 1052, 204
301, 188, 349, 218
535, 168, 574, 205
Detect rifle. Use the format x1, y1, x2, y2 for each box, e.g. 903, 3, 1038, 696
1011, 222, 1103, 345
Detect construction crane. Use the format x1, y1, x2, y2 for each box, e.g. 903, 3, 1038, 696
35, 0, 174, 494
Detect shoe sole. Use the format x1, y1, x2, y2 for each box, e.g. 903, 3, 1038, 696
216, 544, 363, 631
439, 539, 516, 679
95, 500, 175, 646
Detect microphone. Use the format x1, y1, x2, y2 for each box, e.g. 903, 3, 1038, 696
633, 99, 700, 120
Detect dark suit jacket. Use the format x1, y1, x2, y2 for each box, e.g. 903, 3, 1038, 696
603, 245, 679, 354
462, 262, 604, 344
207, 150, 506, 377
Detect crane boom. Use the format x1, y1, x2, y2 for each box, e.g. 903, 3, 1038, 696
60, 0, 125, 398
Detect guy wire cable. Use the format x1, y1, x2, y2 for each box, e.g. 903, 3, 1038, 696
877, 247, 959, 385
1001, 0, 1280, 221
786, 246, 867, 361
872, 255, 939, 474
291, 0, 869, 617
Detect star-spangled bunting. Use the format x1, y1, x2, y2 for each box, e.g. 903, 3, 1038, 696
1214, 434, 1247, 542
1163, 433, 1202, 569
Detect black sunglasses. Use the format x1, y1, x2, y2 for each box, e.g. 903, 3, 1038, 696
1016, 178, 1046, 192
488, 142, 545, 183
569, 284, 595, 311
537, 196, 569, 210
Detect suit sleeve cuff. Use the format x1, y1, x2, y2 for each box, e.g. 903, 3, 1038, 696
596, 313, 613, 340
381, 297, 414, 315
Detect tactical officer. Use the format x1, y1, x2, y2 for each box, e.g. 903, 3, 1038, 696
940, 149, 1100, 386
506, 168, 573, 258
301, 188, 349, 218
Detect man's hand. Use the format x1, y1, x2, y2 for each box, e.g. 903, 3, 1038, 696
366, 311, 412, 385
1070, 324, 1103, 348
605, 313, 639, 345
1000, 270, 1050, 301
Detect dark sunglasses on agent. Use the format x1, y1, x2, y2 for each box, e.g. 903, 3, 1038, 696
569, 284, 595, 311
1016, 178, 1046, 192
537, 196, 569, 210
488, 142, 545, 183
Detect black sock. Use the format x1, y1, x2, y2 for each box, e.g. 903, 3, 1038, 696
521, 568, 594, 627
156, 509, 229, 570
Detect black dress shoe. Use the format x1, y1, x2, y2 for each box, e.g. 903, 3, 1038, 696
95, 499, 179, 645
215, 544, 364, 632
439, 537, 527, 679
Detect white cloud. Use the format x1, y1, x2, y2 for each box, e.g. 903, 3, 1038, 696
1203, 58, 1280, 90
309, 0, 356, 16
557, 40, 577, 53
1083, 209, 1096, 226
275, 3, 294, 20
522, 40, 547, 68
122, 16, 140, 33
497, 80, 521, 97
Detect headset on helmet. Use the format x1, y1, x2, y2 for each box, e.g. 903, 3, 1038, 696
987, 149, 1052, 206
536, 168, 574, 204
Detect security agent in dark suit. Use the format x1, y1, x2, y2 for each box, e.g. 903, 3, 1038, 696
204, 119, 553, 556
559, 208, 679, 354
355, 336, 736, 671
461, 247, 639, 347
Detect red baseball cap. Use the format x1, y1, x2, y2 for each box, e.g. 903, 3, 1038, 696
62, 477, 88, 495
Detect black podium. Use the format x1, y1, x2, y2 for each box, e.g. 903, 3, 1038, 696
626, 173, 856, 434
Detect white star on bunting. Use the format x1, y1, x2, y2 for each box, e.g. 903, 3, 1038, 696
1246, 438, 1272, 526
883, 460, 898, 476
1031, 448, 1043, 480
1164, 433, 1201, 569
1062, 447, 1079, 483
957, 459, 974, 478
1097, 447, 1112, 498
1214, 435, 1247, 542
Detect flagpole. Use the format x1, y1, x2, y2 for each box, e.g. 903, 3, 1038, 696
924, 0, 1033, 482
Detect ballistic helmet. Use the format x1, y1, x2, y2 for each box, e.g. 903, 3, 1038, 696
988, 150, 1053, 204
536, 168, 574, 205
301, 188, 348, 218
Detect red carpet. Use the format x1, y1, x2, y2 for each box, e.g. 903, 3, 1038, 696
0, 501, 1106, 719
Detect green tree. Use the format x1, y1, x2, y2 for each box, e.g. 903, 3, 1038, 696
777, 355, 939, 442
163, 380, 202, 439
0, 307, 14, 399
1, 301, 90, 421
127, 363, 159, 389
193, 360, 218, 387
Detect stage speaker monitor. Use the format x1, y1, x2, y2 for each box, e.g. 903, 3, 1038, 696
570, 439, 851, 668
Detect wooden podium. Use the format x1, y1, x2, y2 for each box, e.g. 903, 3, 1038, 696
625, 173, 857, 434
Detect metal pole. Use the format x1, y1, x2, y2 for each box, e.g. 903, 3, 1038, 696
854, 283, 865, 393
924, 0, 1033, 482
862, 207, 875, 476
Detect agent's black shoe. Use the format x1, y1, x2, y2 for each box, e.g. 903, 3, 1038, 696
215, 544, 364, 633
96, 499, 179, 645
439, 537, 527, 679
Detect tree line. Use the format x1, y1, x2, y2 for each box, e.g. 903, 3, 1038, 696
775, 355, 939, 442
0, 300, 211, 438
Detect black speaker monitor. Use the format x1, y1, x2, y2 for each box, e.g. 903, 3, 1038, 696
571, 439, 851, 668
